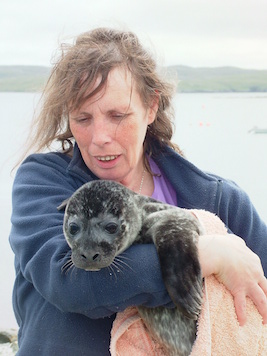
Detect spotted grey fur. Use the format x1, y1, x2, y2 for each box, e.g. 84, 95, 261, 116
58, 180, 204, 356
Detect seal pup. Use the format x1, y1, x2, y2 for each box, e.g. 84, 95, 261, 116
58, 180, 204, 356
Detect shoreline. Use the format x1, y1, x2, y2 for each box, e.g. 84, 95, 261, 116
0, 329, 18, 355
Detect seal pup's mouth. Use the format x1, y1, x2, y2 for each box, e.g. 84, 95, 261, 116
84, 267, 100, 272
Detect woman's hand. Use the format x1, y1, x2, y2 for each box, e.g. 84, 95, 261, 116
198, 234, 267, 326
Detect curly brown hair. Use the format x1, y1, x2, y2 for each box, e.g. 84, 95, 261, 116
24, 27, 182, 166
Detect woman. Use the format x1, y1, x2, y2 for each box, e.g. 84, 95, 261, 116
9, 28, 267, 355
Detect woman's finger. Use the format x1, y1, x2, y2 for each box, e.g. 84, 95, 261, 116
233, 278, 267, 326
259, 276, 267, 297
233, 291, 247, 326
248, 278, 267, 324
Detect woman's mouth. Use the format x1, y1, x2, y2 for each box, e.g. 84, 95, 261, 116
97, 155, 118, 162
93, 154, 121, 173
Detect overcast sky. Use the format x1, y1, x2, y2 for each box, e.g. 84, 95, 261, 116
1, 0, 267, 69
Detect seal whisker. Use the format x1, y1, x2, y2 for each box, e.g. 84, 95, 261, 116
69, 265, 78, 280
110, 260, 124, 275
107, 264, 118, 282
111, 257, 134, 276
58, 250, 72, 263
115, 253, 133, 263
58, 251, 70, 258
114, 256, 134, 273
61, 259, 75, 275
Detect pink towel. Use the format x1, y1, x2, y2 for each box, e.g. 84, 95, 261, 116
110, 210, 267, 355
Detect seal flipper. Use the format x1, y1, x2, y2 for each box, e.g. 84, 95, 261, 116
143, 208, 203, 319
57, 198, 69, 211
156, 229, 202, 319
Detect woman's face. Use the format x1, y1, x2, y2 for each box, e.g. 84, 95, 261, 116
69, 67, 157, 189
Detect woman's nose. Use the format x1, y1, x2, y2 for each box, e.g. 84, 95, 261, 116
91, 118, 113, 146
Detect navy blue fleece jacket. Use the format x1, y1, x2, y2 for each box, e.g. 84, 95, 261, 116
9, 144, 267, 355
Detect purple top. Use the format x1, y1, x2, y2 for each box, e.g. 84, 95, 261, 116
148, 157, 177, 206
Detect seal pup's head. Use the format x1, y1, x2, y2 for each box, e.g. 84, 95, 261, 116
59, 180, 143, 271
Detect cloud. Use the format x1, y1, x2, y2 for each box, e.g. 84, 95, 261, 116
1, 0, 267, 68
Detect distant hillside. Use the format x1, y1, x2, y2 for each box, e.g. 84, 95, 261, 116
168, 65, 267, 93
1, 65, 267, 93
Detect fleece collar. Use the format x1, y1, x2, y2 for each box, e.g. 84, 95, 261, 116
67, 143, 222, 213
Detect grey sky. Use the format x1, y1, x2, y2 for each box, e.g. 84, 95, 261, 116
1, 0, 267, 69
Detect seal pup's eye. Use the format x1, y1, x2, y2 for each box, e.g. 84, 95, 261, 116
68, 222, 80, 235
104, 222, 118, 234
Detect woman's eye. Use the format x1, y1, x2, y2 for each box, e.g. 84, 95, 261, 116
110, 112, 128, 120
69, 222, 80, 235
111, 114, 123, 120
104, 222, 119, 234
77, 117, 89, 123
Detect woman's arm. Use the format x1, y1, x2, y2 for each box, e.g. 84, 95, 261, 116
218, 178, 267, 275
10, 153, 172, 319
214, 179, 267, 325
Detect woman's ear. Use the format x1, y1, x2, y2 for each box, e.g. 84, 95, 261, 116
147, 93, 159, 125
